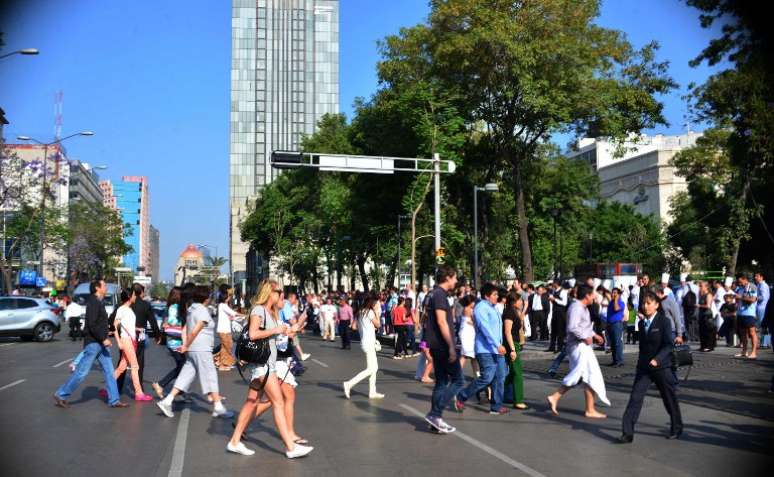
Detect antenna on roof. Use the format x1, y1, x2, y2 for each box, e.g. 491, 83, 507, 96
54, 90, 63, 140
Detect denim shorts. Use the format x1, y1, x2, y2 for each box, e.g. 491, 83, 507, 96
740, 315, 756, 328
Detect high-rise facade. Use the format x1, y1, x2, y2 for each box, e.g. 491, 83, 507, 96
229, 0, 340, 280
101, 176, 151, 274
149, 225, 160, 283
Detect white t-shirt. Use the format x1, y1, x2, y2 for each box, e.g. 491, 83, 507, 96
65, 302, 83, 319
217, 303, 237, 334
321, 304, 337, 320
358, 307, 377, 351
116, 305, 136, 339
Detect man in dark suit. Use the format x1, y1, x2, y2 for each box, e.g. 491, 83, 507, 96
620, 291, 683, 443
116, 283, 161, 395
528, 284, 550, 341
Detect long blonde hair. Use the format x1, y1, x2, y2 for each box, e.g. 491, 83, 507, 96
251, 279, 280, 318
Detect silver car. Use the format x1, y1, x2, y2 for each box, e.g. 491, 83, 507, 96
0, 297, 62, 342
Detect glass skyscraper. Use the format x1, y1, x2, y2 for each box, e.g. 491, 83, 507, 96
229, 0, 340, 279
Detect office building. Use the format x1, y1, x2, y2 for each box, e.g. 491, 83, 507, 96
229, 0, 340, 281
149, 225, 160, 283
68, 160, 104, 206
568, 132, 702, 223
101, 176, 151, 274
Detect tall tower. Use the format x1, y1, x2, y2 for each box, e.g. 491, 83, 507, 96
229, 0, 340, 282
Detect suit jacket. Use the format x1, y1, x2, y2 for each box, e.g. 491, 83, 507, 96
527, 293, 550, 314
636, 311, 674, 371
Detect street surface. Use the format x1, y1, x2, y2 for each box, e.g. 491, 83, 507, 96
0, 334, 772, 477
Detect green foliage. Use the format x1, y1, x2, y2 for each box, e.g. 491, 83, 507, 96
68, 202, 133, 280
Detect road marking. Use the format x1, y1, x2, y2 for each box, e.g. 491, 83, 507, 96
168, 408, 190, 477
0, 379, 25, 392
52, 358, 74, 368
0, 343, 16, 348
311, 358, 329, 368
399, 403, 547, 477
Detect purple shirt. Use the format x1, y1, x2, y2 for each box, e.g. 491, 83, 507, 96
338, 304, 353, 322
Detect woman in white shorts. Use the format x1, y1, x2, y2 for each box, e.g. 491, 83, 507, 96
227, 279, 313, 459
457, 295, 479, 377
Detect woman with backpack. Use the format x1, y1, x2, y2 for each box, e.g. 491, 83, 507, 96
343, 290, 385, 399
227, 279, 313, 459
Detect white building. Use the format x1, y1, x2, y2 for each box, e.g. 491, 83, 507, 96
568, 132, 702, 223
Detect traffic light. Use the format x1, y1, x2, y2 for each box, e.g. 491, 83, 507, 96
435, 247, 445, 258
271, 151, 303, 169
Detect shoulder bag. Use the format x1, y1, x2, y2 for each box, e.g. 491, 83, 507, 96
236, 306, 272, 365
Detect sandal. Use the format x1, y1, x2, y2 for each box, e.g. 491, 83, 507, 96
514, 403, 529, 410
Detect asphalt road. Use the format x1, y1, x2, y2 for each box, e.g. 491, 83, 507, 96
0, 333, 772, 477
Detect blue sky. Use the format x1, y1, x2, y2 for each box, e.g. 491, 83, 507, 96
0, 0, 723, 281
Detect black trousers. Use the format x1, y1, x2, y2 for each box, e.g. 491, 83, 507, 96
548, 309, 566, 350
699, 314, 716, 350
530, 310, 547, 340
158, 348, 186, 389
339, 321, 351, 349
117, 340, 146, 394
622, 368, 683, 437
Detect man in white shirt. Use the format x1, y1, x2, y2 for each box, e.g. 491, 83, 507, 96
320, 298, 338, 341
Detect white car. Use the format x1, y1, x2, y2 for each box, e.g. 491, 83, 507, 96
0, 297, 61, 342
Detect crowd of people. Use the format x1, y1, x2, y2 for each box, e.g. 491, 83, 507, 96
47, 266, 772, 458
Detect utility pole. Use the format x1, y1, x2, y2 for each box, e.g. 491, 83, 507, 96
433, 153, 441, 262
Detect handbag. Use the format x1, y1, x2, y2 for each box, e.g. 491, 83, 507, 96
672, 343, 694, 381
236, 306, 272, 365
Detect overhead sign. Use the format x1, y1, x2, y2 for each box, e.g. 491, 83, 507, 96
36, 277, 47, 288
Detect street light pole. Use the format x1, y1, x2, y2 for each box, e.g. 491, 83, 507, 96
433, 153, 441, 262
17, 132, 94, 284
396, 214, 409, 288
0, 48, 39, 60
473, 183, 498, 288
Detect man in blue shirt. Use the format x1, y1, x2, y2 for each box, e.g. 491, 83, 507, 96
606, 287, 626, 367
454, 283, 508, 415
754, 273, 770, 349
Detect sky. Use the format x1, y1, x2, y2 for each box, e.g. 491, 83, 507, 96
0, 0, 724, 282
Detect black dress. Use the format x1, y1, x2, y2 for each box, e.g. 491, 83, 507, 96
698, 293, 716, 351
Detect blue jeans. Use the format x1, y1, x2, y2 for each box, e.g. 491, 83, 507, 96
56, 342, 120, 406
458, 353, 507, 411
549, 348, 567, 373
428, 348, 465, 418
607, 321, 624, 365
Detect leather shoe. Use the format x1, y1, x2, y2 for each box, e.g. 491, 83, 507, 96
618, 434, 633, 444
110, 401, 130, 408
667, 430, 682, 440
53, 394, 69, 408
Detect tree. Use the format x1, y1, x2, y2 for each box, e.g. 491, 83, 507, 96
670, 0, 774, 274
378, 0, 675, 280
67, 202, 133, 284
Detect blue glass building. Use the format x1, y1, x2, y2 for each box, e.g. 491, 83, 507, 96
113, 180, 142, 271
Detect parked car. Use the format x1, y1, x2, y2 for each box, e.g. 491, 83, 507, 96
72, 282, 120, 316
0, 297, 62, 342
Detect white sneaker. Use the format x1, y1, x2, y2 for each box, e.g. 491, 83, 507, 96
286, 444, 314, 459
301, 353, 311, 361
157, 400, 174, 418
343, 381, 351, 399
227, 441, 255, 456
368, 392, 385, 399
212, 406, 234, 419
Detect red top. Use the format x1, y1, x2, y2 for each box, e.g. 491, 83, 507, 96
392, 306, 407, 326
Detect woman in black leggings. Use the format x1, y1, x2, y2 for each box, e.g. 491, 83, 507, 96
152, 287, 188, 398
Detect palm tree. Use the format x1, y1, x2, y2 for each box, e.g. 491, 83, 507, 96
205, 256, 228, 283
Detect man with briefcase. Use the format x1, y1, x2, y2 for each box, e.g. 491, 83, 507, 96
619, 291, 683, 443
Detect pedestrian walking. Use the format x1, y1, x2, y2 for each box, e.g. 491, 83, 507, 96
546, 284, 610, 419
227, 279, 312, 459
53, 280, 129, 409
320, 297, 337, 341
548, 280, 568, 352
216, 284, 242, 371
503, 291, 528, 410
392, 296, 409, 359
754, 272, 770, 348
112, 290, 153, 401
343, 291, 385, 399
116, 283, 160, 396
337, 296, 353, 349
454, 283, 508, 415
528, 284, 549, 341
697, 281, 716, 352
619, 292, 683, 443
457, 295, 479, 378
152, 287, 187, 398
156, 285, 233, 419
424, 265, 464, 434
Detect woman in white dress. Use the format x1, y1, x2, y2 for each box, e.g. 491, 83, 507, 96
343, 291, 384, 399
457, 295, 479, 377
